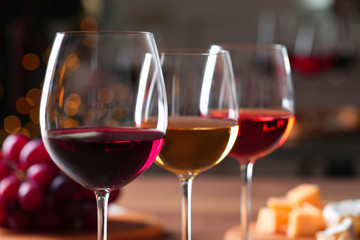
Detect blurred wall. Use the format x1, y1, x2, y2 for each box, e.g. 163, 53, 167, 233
0, 0, 359, 176
97, 0, 360, 177
100, 0, 294, 48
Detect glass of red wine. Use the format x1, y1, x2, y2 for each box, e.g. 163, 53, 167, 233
217, 43, 295, 240
39, 31, 167, 240
156, 46, 239, 240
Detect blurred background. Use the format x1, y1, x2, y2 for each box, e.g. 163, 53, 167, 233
0, 0, 359, 177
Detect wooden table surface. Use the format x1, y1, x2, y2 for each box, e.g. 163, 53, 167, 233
2, 173, 359, 240
118, 173, 360, 240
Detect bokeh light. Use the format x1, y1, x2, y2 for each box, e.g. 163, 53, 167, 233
112, 83, 129, 100
16, 96, 33, 115
338, 106, 359, 131
22, 53, 40, 71
29, 107, 40, 124
98, 88, 114, 103
83, 35, 98, 48
80, 17, 98, 31
26, 88, 42, 106
4, 116, 21, 133
17, 128, 30, 138
24, 122, 41, 139
59, 114, 78, 128
68, 93, 82, 106
64, 93, 82, 116
80, 16, 99, 48
64, 100, 79, 116
65, 53, 80, 71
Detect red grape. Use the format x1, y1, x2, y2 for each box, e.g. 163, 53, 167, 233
50, 174, 83, 202
19, 139, 52, 169
0, 174, 21, 201
7, 208, 31, 230
0, 161, 11, 181
18, 181, 45, 212
0, 134, 122, 232
26, 162, 59, 189
2, 134, 29, 163
62, 201, 85, 222
0, 196, 7, 225
82, 201, 97, 230
36, 207, 62, 230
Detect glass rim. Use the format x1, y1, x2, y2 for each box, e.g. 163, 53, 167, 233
159, 48, 229, 56
214, 42, 286, 51
56, 30, 154, 36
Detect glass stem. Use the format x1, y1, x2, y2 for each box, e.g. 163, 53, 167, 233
180, 177, 194, 240
95, 190, 110, 240
240, 162, 253, 240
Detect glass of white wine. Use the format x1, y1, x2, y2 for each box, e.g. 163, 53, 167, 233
156, 46, 239, 240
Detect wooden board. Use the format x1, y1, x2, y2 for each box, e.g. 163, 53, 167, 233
224, 223, 315, 240
0, 205, 163, 240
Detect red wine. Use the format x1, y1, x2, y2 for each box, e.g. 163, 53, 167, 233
289, 53, 336, 75
230, 109, 295, 162
42, 127, 164, 190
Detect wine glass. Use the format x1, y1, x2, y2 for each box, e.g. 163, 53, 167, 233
217, 43, 295, 240
39, 31, 167, 240
156, 47, 238, 240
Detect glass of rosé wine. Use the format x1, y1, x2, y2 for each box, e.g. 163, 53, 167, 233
217, 43, 295, 240
39, 31, 167, 240
155, 47, 239, 240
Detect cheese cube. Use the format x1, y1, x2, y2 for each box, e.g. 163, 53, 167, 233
267, 196, 293, 213
302, 203, 326, 230
286, 184, 323, 208
287, 208, 318, 238
256, 207, 288, 233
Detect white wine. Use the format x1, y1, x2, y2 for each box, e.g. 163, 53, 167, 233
156, 116, 238, 178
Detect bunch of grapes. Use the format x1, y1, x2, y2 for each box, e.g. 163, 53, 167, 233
0, 134, 120, 232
